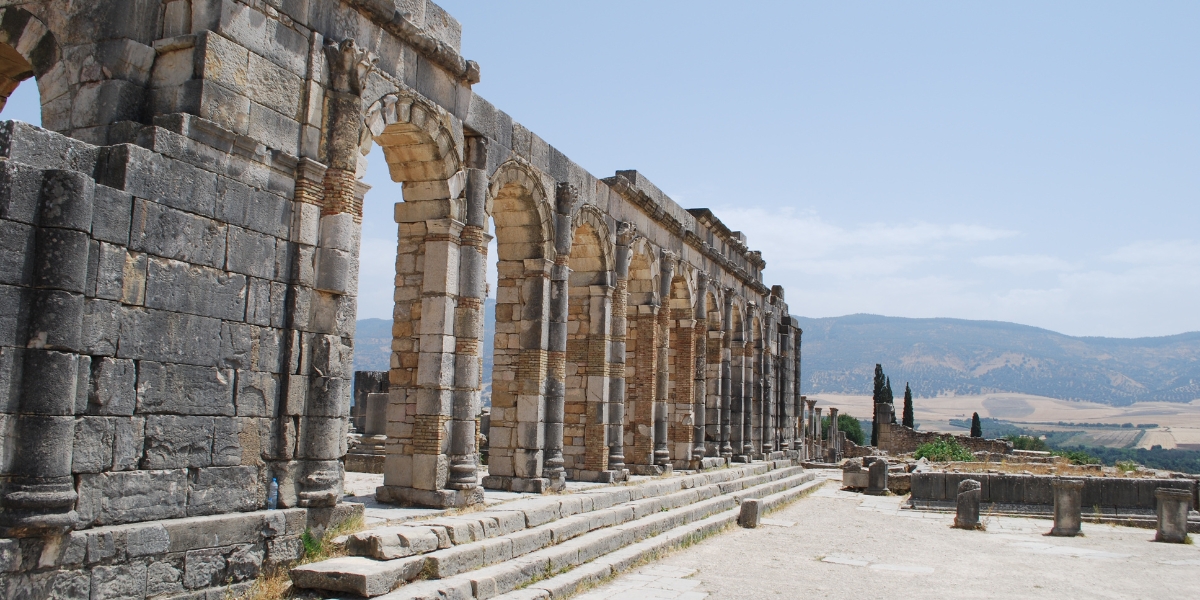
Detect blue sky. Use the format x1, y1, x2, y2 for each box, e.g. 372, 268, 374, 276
7, 2, 1196, 338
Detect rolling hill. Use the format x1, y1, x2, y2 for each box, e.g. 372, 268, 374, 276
353, 309, 1200, 407
795, 314, 1200, 406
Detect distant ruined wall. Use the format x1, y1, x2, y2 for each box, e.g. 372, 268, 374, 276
0, 0, 803, 596
876, 422, 1012, 456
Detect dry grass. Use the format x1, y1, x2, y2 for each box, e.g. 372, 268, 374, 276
231, 512, 366, 600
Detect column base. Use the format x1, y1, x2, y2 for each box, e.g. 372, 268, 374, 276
1047, 526, 1082, 537
628, 464, 673, 476
567, 469, 629, 484
482, 475, 553, 494
375, 485, 484, 508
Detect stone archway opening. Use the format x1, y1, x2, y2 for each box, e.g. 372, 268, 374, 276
564, 219, 611, 478
666, 274, 694, 464
622, 241, 659, 469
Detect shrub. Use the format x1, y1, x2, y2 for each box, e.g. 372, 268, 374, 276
914, 437, 975, 462
822, 413, 866, 446
1054, 449, 1101, 465
1005, 434, 1048, 452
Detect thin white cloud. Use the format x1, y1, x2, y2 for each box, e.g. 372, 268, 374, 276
974, 254, 1075, 273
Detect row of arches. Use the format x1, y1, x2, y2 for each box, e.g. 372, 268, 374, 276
358, 90, 801, 498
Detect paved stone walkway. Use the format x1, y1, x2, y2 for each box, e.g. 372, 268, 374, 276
578, 472, 1200, 599
573, 565, 707, 600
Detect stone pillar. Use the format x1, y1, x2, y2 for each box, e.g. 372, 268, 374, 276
743, 302, 757, 456
794, 324, 803, 450
1049, 478, 1084, 537
827, 407, 840, 462
607, 223, 635, 473
811, 398, 820, 458
0, 170, 94, 536
953, 479, 982, 530
446, 168, 490, 496
719, 289, 734, 458
1154, 488, 1192, 543
778, 321, 792, 451
653, 250, 676, 467
813, 407, 823, 460
544, 182, 576, 490
730, 313, 746, 462
866, 457, 888, 495
760, 311, 774, 455
691, 271, 708, 462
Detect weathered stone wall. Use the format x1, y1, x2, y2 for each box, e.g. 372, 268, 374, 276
876, 422, 1012, 456
0, 0, 805, 595
912, 472, 1197, 511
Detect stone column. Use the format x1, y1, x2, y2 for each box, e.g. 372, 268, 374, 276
1154, 488, 1191, 543
761, 311, 775, 455
654, 250, 676, 467
743, 302, 757, 456
811, 408, 820, 458
794, 326, 803, 448
827, 407, 840, 462
1049, 478, 1084, 537
0, 170, 94, 536
953, 479, 982, 530
777, 321, 792, 451
544, 182, 576, 490
446, 168, 490, 495
719, 289, 734, 458
811, 400, 820, 456
691, 271, 709, 462
607, 223, 635, 472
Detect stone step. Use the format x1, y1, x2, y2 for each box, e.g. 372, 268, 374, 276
348, 462, 804, 562
390, 474, 828, 600
292, 462, 814, 597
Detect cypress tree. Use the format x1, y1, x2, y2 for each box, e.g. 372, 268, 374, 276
970, 412, 983, 438
902, 383, 914, 429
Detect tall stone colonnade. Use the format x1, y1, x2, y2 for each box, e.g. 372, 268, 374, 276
0, 0, 805, 535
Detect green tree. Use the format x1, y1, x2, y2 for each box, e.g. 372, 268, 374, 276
902, 383, 914, 429
822, 413, 866, 446
970, 412, 982, 438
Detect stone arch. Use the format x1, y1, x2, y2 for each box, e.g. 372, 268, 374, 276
563, 211, 614, 477
482, 159, 555, 485
362, 90, 464, 182
621, 237, 661, 466
666, 270, 695, 462
0, 7, 64, 122
702, 286, 723, 451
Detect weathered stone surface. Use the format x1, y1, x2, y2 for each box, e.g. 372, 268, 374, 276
88, 357, 136, 416
112, 416, 146, 471
90, 185, 133, 245
129, 199, 227, 269
187, 466, 261, 516
235, 370, 279, 417
348, 526, 441, 560
144, 256, 248, 320
184, 546, 226, 589
117, 307, 223, 366
76, 469, 188, 526
72, 416, 116, 474
145, 555, 185, 596
142, 415, 214, 468
290, 555, 425, 597
136, 361, 235, 415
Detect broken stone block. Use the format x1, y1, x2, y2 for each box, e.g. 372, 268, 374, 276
953, 479, 982, 530
738, 498, 762, 528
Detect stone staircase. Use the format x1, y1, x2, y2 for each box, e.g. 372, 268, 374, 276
292, 461, 825, 599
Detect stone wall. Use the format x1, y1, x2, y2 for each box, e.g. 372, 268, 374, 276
876, 422, 1012, 456
911, 472, 1198, 511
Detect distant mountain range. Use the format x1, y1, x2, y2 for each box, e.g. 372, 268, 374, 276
795, 314, 1200, 406
354, 309, 1200, 407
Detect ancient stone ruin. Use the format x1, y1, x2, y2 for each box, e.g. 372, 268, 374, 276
0, 1, 811, 596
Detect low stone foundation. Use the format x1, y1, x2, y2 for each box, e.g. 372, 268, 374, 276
0, 503, 362, 598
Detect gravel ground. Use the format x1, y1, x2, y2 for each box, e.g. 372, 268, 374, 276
580, 474, 1200, 599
